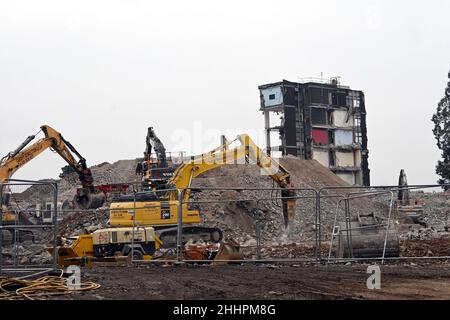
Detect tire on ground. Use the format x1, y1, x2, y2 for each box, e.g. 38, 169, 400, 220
130, 249, 144, 261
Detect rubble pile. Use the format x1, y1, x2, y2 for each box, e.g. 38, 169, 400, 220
399, 226, 450, 241
15, 157, 392, 243
412, 191, 450, 231
400, 238, 450, 257
13, 156, 450, 250
190, 157, 390, 243
17, 159, 139, 205
240, 242, 331, 259
55, 207, 110, 238
1, 242, 52, 265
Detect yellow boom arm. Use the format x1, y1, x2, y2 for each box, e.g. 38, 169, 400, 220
168, 134, 296, 227
0, 125, 94, 204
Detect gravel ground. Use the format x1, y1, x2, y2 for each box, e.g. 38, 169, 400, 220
51, 262, 450, 300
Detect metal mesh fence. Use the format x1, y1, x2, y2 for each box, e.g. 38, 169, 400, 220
4, 180, 449, 269
0, 179, 58, 278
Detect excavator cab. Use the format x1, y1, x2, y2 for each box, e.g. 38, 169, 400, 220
114, 191, 160, 203
135, 127, 183, 191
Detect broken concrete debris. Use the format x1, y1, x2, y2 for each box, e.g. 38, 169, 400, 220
5, 156, 450, 262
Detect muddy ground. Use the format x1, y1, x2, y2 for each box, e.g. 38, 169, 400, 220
55, 262, 450, 300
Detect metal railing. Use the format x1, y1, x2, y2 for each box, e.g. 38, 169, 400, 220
319, 184, 450, 263
130, 187, 319, 264
0, 179, 58, 277
4, 179, 450, 270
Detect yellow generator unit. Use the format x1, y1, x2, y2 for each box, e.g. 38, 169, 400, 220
55, 226, 161, 266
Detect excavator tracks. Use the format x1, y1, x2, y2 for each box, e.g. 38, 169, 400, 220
156, 226, 223, 248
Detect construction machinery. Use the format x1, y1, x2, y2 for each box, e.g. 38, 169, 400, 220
336, 212, 400, 259
74, 127, 183, 209
74, 183, 131, 210
53, 225, 243, 266
0, 125, 96, 242
54, 226, 161, 267
329, 172, 424, 259
55, 133, 294, 266
135, 126, 184, 190
109, 133, 296, 248
77, 127, 184, 209
396, 169, 425, 226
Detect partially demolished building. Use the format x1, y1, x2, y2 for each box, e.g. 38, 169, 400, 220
259, 78, 370, 186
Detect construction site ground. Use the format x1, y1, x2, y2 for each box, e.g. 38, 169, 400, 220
5, 157, 450, 300
52, 261, 450, 300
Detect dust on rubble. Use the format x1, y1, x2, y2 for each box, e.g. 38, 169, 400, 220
11, 156, 450, 258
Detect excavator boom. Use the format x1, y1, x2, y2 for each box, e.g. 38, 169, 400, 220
109, 132, 296, 252
146, 126, 167, 168
136, 127, 181, 190
167, 134, 296, 227
1, 125, 94, 209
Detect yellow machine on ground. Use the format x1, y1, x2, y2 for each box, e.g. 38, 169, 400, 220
54, 133, 295, 266
0, 125, 95, 242
55, 226, 160, 266
108, 133, 296, 248
135, 126, 183, 190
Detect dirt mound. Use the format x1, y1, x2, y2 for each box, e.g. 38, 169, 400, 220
401, 238, 450, 257
189, 158, 390, 244
16, 159, 139, 206
281, 156, 350, 189
18, 157, 390, 243
52, 208, 110, 239
13, 180, 57, 206
413, 192, 450, 230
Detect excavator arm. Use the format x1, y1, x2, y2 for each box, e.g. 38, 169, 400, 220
168, 134, 296, 227
0, 125, 94, 208
145, 126, 167, 168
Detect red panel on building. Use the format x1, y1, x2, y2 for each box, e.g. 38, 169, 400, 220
312, 129, 328, 144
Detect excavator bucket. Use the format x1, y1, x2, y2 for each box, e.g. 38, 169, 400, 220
212, 239, 244, 265
337, 213, 400, 259
281, 188, 296, 228
74, 188, 106, 210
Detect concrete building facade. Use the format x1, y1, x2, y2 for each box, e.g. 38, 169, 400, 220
259, 78, 370, 186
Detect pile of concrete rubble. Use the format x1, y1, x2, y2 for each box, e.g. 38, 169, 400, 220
1, 242, 52, 266
10, 156, 450, 250
190, 157, 390, 244
13, 159, 139, 209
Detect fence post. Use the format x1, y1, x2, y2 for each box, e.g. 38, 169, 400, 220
382, 191, 394, 264
316, 190, 322, 261
131, 188, 137, 263
177, 189, 185, 261
255, 206, 261, 260
52, 182, 58, 272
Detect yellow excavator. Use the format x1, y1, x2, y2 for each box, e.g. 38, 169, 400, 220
55, 133, 296, 265
0, 125, 95, 242
108, 133, 296, 248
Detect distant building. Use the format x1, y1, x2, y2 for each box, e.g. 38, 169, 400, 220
259, 78, 370, 186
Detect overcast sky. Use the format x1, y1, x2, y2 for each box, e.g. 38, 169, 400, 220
1, 0, 449, 187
